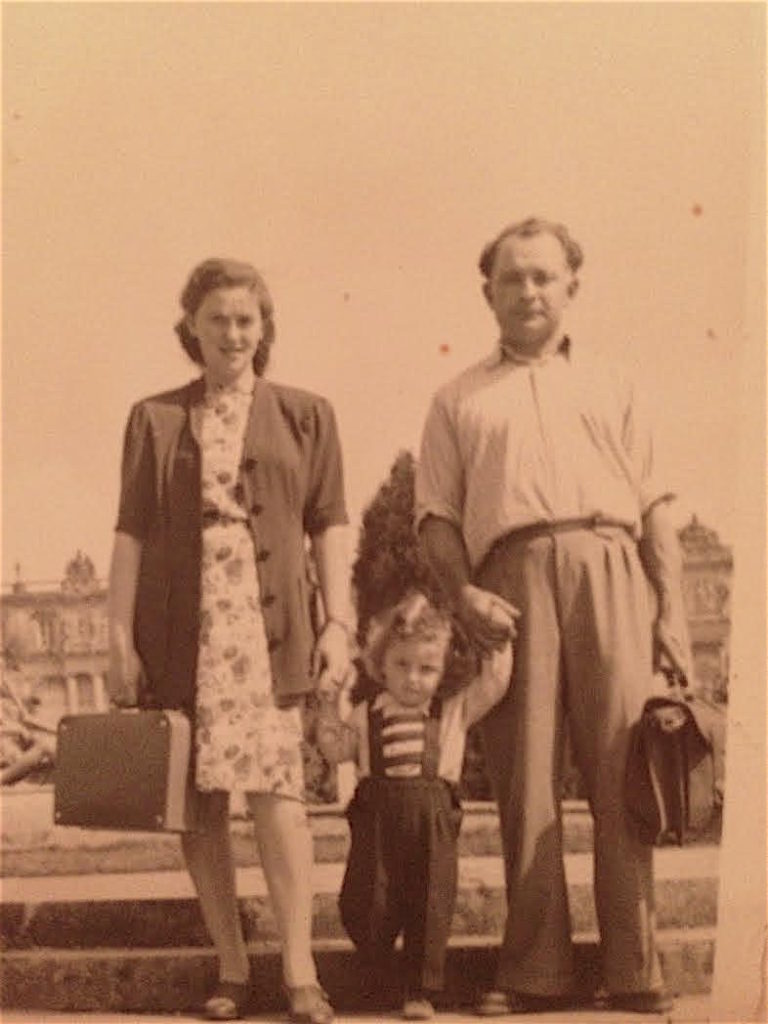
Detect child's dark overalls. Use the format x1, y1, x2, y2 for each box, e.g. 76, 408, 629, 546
338, 696, 463, 995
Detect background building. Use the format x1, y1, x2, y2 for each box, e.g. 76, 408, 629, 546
1, 552, 109, 727
678, 516, 733, 704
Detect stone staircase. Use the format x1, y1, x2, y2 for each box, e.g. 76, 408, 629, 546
0, 788, 719, 1014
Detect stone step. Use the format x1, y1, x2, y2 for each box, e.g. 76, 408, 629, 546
0, 848, 719, 951
2, 798, 593, 875
0, 791, 721, 877
0, 931, 716, 1013
0, 790, 721, 1012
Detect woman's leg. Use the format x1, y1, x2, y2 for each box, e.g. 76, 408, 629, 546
247, 792, 317, 988
180, 790, 250, 985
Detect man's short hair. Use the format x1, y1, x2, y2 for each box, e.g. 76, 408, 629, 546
479, 217, 584, 279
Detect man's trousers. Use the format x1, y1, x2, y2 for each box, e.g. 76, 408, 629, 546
476, 525, 664, 996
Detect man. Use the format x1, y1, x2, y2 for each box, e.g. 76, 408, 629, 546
416, 218, 691, 1015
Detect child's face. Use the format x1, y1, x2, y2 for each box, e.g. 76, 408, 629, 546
382, 636, 448, 708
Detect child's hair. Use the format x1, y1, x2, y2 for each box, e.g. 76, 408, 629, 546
362, 591, 453, 687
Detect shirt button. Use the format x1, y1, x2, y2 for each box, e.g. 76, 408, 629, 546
251, 503, 264, 516
241, 457, 258, 471
261, 593, 276, 607
267, 636, 281, 652
256, 549, 270, 562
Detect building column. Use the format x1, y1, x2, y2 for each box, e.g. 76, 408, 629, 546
92, 672, 108, 712
65, 675, 79, 714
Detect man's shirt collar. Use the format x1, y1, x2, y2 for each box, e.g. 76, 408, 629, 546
489, 334, 572, 369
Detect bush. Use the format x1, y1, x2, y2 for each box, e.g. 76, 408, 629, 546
351, 451, 444, 643
350, 451, 492, 799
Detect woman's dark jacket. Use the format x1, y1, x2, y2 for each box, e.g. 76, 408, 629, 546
116, 376, 348, 715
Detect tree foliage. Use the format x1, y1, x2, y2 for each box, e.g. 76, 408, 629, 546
349, 449, 481, 733
351, 450, 445, 646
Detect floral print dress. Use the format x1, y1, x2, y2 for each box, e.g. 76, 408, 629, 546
194, 383, 305, 799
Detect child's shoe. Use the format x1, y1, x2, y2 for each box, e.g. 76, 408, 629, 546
402, 992, 436, 1020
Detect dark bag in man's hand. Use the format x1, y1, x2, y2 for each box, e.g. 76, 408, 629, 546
625, 670, 726, 846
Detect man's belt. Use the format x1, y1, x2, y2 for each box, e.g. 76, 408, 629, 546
489, 515, 634, 551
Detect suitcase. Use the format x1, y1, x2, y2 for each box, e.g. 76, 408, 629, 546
54, 708, 199, 832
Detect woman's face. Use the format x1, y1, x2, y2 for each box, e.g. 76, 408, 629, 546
188, 285, 264, 386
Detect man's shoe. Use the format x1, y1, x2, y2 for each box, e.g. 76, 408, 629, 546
476, 990, 510, 1016
603, 988, 674, 1014
203, 979, 251, 1021
476, 989, 575, 1016
402, 994, 436, 1020
285, 983, 334, 1024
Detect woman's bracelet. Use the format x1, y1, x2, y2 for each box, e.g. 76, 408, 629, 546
322, 616, 353, 638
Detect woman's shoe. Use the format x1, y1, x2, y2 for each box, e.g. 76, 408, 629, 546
603, 988, 674, 1014
285, 983, 334, 1024
204, 979, 251, 1021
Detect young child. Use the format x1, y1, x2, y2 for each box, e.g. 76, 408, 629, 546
317, 591, 513, 1021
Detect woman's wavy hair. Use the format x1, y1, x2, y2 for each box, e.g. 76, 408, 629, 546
174, 257, 275, 375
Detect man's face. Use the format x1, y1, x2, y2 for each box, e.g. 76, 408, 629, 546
483, 231, 578, 354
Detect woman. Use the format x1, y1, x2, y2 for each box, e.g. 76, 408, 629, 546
107, 258, 352, 1023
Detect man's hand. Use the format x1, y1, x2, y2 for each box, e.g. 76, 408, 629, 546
639, 500, 693, 684
107, 627, 142, 707
653, 613, 692, 682
457, 583, 520, 655
312, 619, 352, 698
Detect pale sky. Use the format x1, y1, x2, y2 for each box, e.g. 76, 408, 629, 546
2, 2, 765, 584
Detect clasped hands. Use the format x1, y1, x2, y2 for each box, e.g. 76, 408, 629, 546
455, 583, 520, 654
313, 618, 354, 701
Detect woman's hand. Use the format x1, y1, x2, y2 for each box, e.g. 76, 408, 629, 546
107, 532, 144, 707
309, 525, 354, 697
312, 619, 352, 698
107, 624, 142, 707
457, 584, 520, 654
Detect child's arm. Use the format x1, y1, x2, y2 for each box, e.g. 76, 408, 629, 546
316, 691, 360, 766
462, 640, 514, 728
